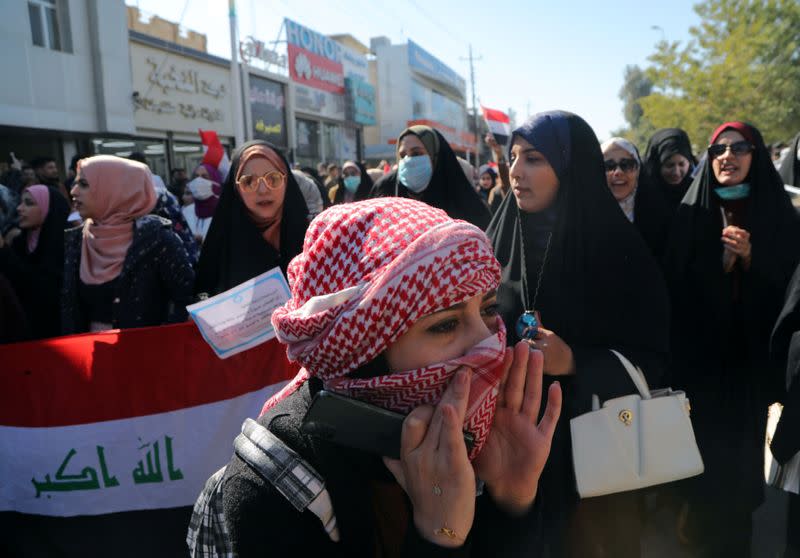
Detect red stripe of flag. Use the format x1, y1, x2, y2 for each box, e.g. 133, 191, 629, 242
199, 129, 224, 168
480, 106, 510, 124
0, 322, 299, 428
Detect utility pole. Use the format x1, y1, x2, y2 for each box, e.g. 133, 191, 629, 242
229, 0, 245, 146
461, 45, 482, 168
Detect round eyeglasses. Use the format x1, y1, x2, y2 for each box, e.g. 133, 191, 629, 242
237, 171, 286, 193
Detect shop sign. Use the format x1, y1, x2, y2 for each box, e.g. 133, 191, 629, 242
249, 75, 287, 147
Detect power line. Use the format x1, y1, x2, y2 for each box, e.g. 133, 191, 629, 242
460, 44, 482, 167
406, 0, 466, 49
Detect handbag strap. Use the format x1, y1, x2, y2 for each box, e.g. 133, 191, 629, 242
609, 349, 652, 400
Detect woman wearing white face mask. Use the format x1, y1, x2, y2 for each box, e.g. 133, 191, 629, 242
328, 161, 373, 205
371, 125, 491, 229
182, 173, 221, 244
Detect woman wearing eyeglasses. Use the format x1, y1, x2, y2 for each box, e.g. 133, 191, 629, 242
194, 141, 309, 297
664, 121, 800, 556
61, 155, 195, 334
601, 137, 672, 259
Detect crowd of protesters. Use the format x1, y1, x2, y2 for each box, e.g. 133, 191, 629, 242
1, 116, 799, 558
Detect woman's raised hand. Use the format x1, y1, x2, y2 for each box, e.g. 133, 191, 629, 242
383, 368, 477, 547
473, 342, 562, 515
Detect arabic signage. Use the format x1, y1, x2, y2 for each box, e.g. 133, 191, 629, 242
407, 40, 466, 95
130, 42, 235, 136
249, 75, 287, 147
240, 36, 287, 69
2, 390, 272, 515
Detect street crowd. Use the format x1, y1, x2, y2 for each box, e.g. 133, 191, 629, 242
1, 113, 800, 557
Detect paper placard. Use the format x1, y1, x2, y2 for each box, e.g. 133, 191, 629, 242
187, 268, 290, 359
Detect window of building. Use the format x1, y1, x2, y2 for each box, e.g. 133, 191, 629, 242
322, 123, 341, 163
28, 0, 72, 52
296, 119, 320, 167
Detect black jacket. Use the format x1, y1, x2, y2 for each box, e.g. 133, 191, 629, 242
61, 215, 195, 334
221, 380, 544, 557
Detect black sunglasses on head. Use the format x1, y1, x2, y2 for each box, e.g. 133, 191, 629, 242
708, 141, 754, 158
603, 158, 638, 173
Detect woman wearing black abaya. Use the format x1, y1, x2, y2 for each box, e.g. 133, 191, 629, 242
328, 161, 373, 205
195, 141, 309, 297
601, 137, 672, 260
643, 128, 697, 209
0, 185, 68, 339
778, 132, 799, 187
770, 262, 800, 558
664, 121, 800, 557
486, 111, 670, 557
371, 125, 491, 229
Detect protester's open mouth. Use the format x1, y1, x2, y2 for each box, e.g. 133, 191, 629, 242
610, 180, 628, 187
719, 163, 738, 174
256, 200, 273, 207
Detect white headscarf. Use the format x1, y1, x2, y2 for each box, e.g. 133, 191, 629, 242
601, 137, 641, 223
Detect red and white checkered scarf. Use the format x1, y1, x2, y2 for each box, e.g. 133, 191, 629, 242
262, 198, 505, 458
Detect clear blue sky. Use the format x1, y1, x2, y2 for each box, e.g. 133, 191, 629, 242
127, 0, 701, 142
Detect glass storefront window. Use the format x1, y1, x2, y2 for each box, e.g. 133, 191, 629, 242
411, 80, 429, 120
296, 119, 320, 167
172, 142, 204, 178
92, 138, 168, 182
323, 123, 341, 163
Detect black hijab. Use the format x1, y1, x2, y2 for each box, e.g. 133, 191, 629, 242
643, 128, 697, 208
333, 162, 373, 204
487, 112, 670, 545
370, 126, 490, 229
194, 141, 309, 297
664, 122, 800, 393
487, 110, 669, 401
778, 132, 800, 187
769, 262, 800, 464
7, 186, 69, 339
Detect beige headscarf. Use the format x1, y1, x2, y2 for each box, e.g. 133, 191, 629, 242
234, 144, 288, 249
78, 156, 157, 285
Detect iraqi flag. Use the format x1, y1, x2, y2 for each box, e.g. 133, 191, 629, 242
199, 129, 231, 181
0, 322, 298, 557
480, 105, 511, 146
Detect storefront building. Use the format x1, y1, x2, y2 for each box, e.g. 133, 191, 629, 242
0, 1, 134, 180
365, 37, 474, 163
120, 30, 236, 180
284, 18, 374, 167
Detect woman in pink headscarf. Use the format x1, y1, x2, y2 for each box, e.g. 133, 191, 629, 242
0, 185, 69, 339
189, 198, 562, 557
61, 155, 195, 334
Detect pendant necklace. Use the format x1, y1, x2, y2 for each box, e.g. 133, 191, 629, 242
515, 228, 553, 341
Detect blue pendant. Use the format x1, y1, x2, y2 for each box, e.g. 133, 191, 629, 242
516, 311, 539, 341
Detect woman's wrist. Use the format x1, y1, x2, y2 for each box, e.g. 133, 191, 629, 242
487, 485, 536, 517
413, 512, 469, 548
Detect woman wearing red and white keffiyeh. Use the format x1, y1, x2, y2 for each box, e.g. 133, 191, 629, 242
216, 198, 561, 557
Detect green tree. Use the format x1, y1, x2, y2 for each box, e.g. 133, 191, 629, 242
610, 65, 656, 148
640, 0, 800, 149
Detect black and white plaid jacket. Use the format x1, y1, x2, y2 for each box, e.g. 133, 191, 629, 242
186, 418, 338, 558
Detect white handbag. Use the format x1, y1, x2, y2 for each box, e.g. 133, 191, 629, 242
569, 350, 704, 498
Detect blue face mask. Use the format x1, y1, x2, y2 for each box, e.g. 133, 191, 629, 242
343, 175, 361, 193
714, 183, 751, 200
398, 155, 433, 193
